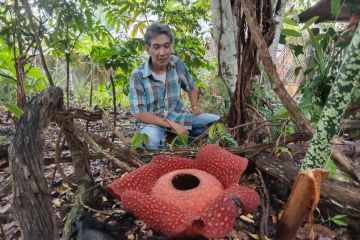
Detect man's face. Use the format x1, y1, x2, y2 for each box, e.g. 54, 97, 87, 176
148, 34, 172, 70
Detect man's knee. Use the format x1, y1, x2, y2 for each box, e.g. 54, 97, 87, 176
140, 125, 165, 150
146, 137, 163, 150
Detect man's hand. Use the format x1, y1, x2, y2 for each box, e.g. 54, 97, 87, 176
191, 106, 202, 115
166, 119, 189, 135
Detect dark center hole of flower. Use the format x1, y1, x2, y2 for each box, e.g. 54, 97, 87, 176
172, 174, 200, 190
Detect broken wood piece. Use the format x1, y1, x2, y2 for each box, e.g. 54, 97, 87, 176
9, 87, 63, 240
253, 155, 360, 232
277, 169, 328, 240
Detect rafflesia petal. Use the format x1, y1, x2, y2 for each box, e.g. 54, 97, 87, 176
192, 193, 242, 238
107, 163, 161, 198
225, 183, 260, 213
192, 183, 260, 238
152, 155, 195, 173
108, 155, 194, 199
121, 190, 193, 237
196, 144, 248, 187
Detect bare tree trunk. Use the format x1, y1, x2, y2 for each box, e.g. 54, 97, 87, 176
66, 53, 70, 108
217, 0, 274, 142
268, 0, 288, 60
14, 58, 26, 109
211, 0, 238, 97
241, 0, 313, 135
22, 0, 54, 86
13, 0, 26, 109
9, 87, 63, 240
110, 73, 117, 142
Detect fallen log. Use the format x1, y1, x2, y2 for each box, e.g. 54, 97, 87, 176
252, 154, 360, 232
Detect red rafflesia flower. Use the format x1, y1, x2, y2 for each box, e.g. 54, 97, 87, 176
108, 144, 260, 238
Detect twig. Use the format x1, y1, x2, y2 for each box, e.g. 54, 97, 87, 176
256, 168, 270, 240
79, 194, 112, 216
72, 124, 133, 172
102, 117, 129, 144
0, 72, 16, 82
0, 222, 5, 240
54, 126, 77, 190
89, 133, 143, 167
189, 119, 287, 147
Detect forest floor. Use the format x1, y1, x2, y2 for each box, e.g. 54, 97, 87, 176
0, 106, 357, 240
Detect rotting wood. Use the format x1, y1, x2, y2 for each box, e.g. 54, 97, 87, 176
277, 169, 328, 240
52, 109, 103, 122
54, 126, 77, 190
8, 87, 63, 240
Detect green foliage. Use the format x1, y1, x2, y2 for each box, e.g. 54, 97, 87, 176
0, 135, 9, 144
1, 0, 214, 111
4, 102, 24, 118
325, 158, 337, 178
170, 134, 189, 148
207, 122, 238, 147
92, 81, 129, 109
130, 132, 149, 149
102, 0, 213, 84
276, 146, 292, 157
327, 214, 347, 227
330, 0, 341, 18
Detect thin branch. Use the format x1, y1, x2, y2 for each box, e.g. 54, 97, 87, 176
240, 0, 313, 135
0, 72, 16, 82
54, 126, 77, 190
22, 0, 54, 86
102, 117, 129, 144
256, 168, 270, 240
72, 124, 133, 172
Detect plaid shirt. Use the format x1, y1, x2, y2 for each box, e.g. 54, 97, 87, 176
129, 55, 195, 129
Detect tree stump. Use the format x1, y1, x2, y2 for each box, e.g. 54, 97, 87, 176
8, 87, 64, 240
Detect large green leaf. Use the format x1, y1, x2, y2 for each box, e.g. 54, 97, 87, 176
4, 102, 24, 118
331, 0, 341, 18
302, 16, 319, 30
282, 28, 301, 38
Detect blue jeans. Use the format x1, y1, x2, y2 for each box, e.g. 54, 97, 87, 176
140, 113, 220, 150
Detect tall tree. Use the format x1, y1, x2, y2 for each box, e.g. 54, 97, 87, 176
211, 0, 277, 142
0, 0, 41, 108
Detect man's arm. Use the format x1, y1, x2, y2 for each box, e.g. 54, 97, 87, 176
135, 112, 189, 135
187, 87, 202, 115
